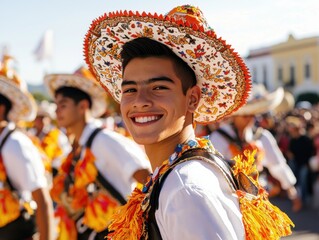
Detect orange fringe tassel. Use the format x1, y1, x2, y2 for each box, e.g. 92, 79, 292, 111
107, 188, 145, 240
233, 150, 294, 239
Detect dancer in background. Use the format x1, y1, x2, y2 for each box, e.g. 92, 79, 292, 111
210, 84, 301, 211
0, 54, 54, 240
45, 66, 151, 240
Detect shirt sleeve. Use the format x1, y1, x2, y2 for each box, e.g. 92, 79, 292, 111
3, 131, 47, 192
92, 129, 151, 197
260, 129, 296, 189
156, 160, 245, 240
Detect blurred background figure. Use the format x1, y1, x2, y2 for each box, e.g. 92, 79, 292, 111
209, 84, 301, 212
309, 133, 319, 210
285, 115, 315, 209
27, 100, 71, 182
0, 54, 54, 240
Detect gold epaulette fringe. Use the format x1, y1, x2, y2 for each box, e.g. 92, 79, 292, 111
233, 150, 294, 239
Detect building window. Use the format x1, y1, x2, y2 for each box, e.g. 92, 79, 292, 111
278, 67, 283, 82
252, 67, 257, 83
305, 63, 311, 80
263, 65, 267, 88
290, 65, 295, 86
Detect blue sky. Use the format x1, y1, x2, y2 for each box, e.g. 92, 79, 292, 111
1, 0, 319, 85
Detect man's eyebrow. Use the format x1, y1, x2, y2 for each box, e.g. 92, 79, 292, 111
121, 77, 174, 87
121, 80, 136, 87
148, 77, 174, 84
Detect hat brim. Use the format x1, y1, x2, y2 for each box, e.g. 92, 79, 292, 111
44, 74, 107, 118
0, 76, 36, 122
84, 11, 251, 123
234, 87, 284, 116
273, 91, 295, 115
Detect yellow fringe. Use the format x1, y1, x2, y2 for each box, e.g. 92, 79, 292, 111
107, 188, 145, 240
233, 150, 294, 239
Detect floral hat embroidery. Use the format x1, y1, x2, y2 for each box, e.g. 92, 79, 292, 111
44, 67, 108, 118
84, 5, 251, 123
0, 55, 37, 122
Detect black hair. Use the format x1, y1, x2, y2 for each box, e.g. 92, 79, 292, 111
0, 94, 12, 119
55, 86, 92, 109
121, 37, 197, 94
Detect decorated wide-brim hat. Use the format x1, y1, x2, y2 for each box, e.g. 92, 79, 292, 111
234, 84, 284, 116
44, 66, 108, 118
0, 55, 37, 122
84, 5, 251, 123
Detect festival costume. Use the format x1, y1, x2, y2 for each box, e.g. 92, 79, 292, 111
28, 126, 71, 174
83, 4, 294, 240
50, 121, 150, 239
210, 84, 297, 194
28, 101, 71, 175
0, 56, 47, 239
210, 124, 297, 190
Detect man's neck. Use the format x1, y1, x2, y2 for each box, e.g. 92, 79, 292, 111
0, 120, 8, 135
66, 120, 87, 144
144, 125, 196, 171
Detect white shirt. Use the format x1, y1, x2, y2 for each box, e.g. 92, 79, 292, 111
1, 122, 47, 201
78, 120, 151, 199
156, 160, 245, 240
210, 124, 296, 190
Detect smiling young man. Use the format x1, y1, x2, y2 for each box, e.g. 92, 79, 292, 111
44, 67, 151, 240
84, 5, 294, 239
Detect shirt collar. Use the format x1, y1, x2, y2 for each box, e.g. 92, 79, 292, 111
78, 119, 103, 147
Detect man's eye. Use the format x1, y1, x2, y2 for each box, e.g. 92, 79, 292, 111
123, 88, 136, 93
154, 86, 168, 90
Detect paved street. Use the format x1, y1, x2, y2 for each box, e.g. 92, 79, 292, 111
270, 197, 319, 240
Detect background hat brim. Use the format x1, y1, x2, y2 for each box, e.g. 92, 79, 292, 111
84, 11, 251, 123
0, 76, 36, 122
273, 91, 295, 115
234, 87, 284, 116
44, 74, 107, 118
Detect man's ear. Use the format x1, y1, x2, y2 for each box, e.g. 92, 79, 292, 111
78, 99, 90, 114
187, 85, 201, 113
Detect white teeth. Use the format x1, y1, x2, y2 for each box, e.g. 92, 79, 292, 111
135, 116, 159, 123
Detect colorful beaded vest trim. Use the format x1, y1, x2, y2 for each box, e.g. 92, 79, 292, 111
107, 137, 294, 240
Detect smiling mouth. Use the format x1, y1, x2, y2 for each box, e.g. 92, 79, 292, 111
133, 115, 162, 123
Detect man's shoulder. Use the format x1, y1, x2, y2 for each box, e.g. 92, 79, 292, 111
5, 129, 33, 146
162, 159, 234, 194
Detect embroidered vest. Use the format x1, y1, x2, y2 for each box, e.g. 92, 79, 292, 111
51, 128, 127, 239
